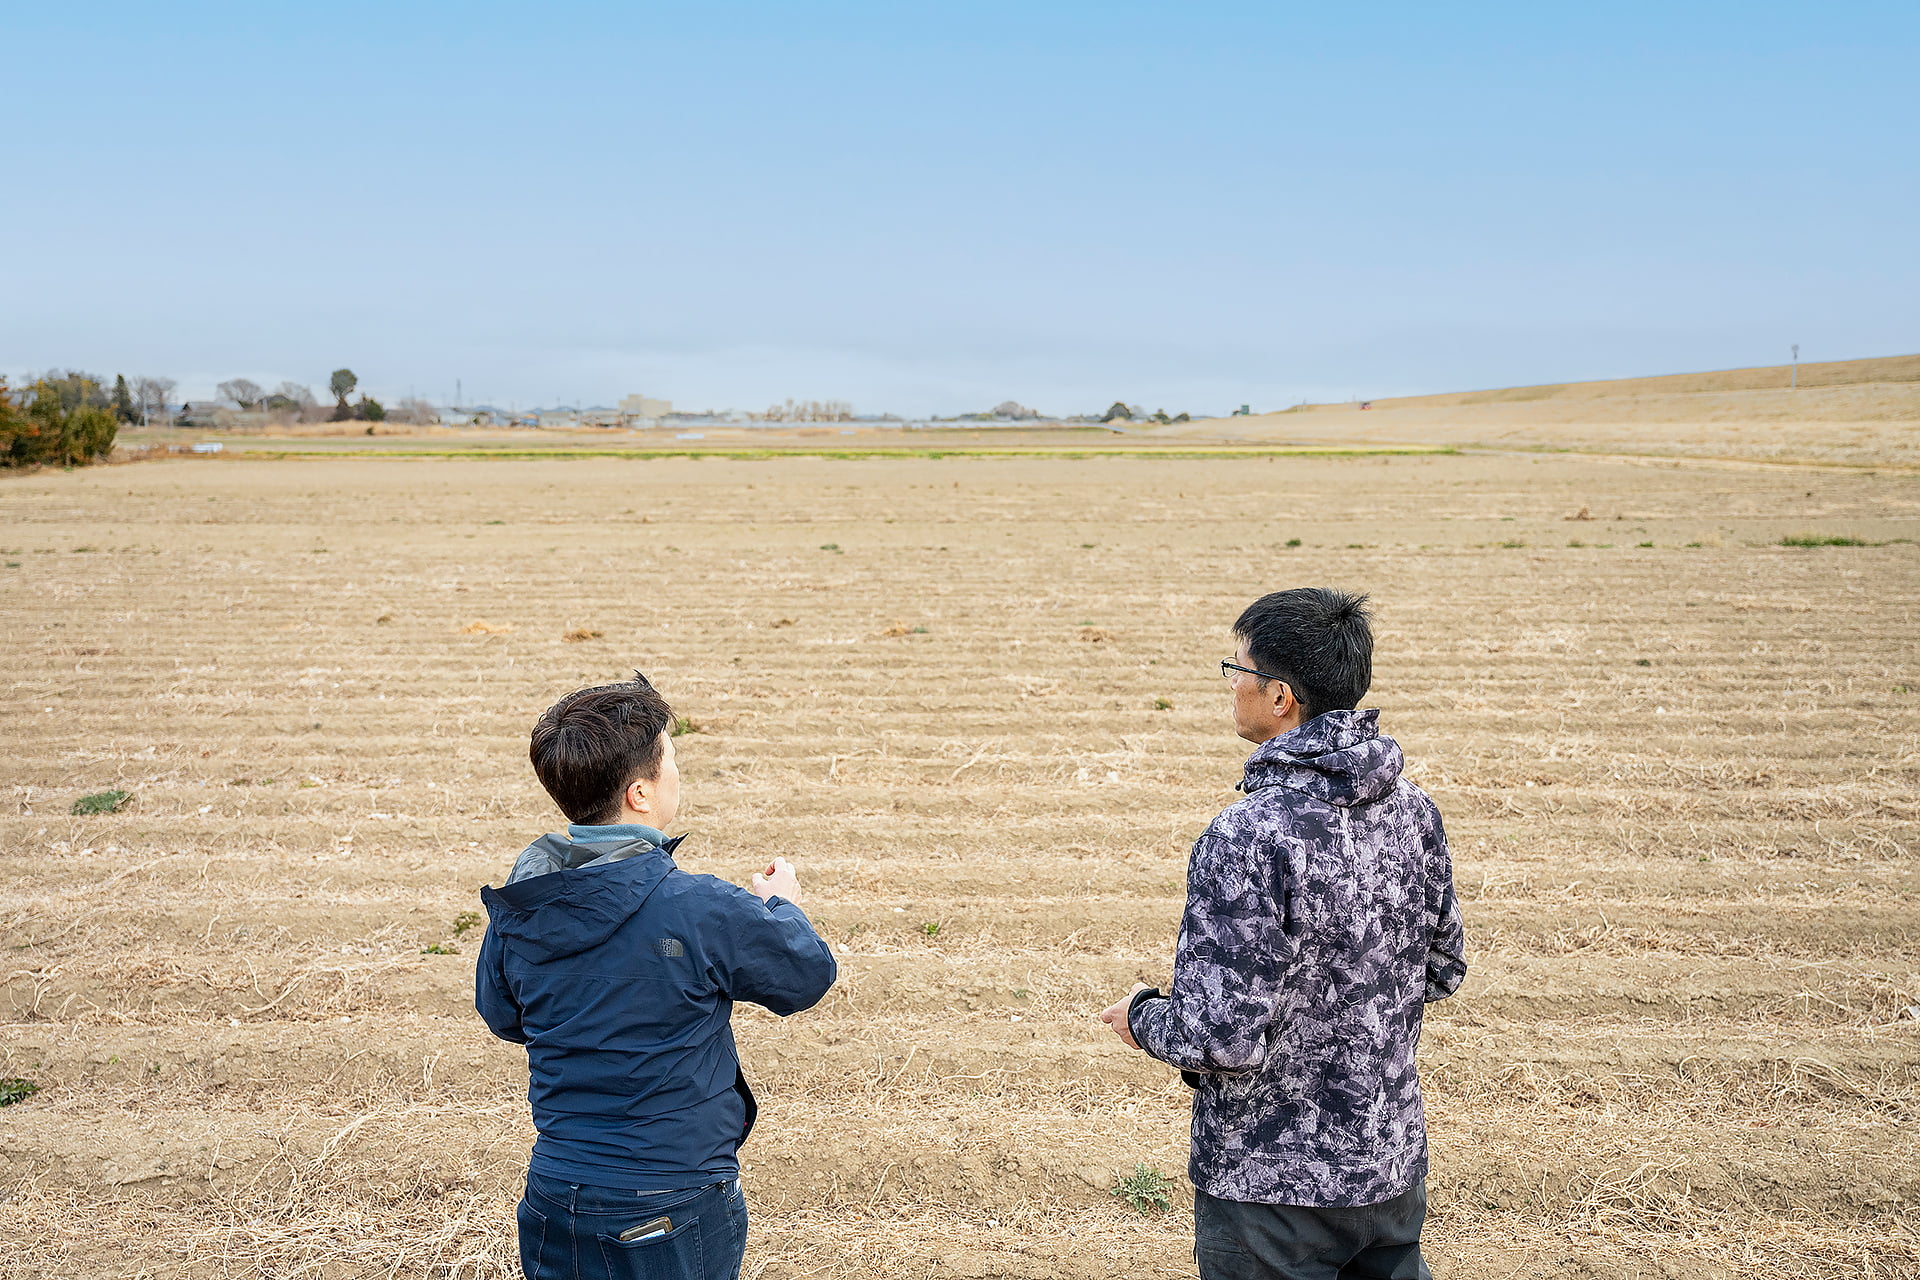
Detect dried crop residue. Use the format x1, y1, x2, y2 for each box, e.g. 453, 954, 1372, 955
1, 453, 1916, 1279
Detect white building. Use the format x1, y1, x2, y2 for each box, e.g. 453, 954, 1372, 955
619, 394, 673, 420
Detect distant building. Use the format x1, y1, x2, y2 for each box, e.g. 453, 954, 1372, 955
620, 394, 673, 420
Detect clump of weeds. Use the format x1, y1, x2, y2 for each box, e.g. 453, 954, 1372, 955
451, 911, 482, 936
1110, 1163, 1174, 1214
1780, 532, 1872, 547
71, 789, 130, 815
0, 1078, 40, 1107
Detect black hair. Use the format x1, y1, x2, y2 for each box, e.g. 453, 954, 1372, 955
1232, 588, 1373, 722
528, 671, 674, 825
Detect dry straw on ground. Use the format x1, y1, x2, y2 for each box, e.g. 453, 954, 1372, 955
3, 451, 1916, 1278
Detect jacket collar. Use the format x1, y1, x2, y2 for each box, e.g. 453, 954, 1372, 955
1238, 709, 1403, 807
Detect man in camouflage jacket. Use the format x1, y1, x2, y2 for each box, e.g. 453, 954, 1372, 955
1102, 589, 1466, 1280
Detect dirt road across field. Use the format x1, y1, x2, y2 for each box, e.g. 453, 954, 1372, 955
3, 453, 1916, 1278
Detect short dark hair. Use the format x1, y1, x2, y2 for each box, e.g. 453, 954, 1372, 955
529, 672, 675, 825
1232, 588, 1374, 722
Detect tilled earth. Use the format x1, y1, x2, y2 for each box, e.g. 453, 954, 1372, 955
2, 453, 1917, 1279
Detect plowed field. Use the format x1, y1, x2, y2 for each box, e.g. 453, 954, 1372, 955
3, 453, 1916, 1279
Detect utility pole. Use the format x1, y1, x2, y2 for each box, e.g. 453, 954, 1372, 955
1791, 345, 1799, 390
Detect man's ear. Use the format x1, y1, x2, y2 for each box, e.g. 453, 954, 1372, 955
625, 776, 650, 813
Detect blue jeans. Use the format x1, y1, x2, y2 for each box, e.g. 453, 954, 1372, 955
517, 1172, 748, 1280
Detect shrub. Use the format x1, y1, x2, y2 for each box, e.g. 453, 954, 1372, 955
1, 376, 119, 468
0, 1077, 39, 1107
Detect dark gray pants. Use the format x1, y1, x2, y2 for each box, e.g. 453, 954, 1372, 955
1193, 1181, 1432, 1280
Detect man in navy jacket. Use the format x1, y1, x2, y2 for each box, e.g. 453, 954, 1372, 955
1101, 590, 1466, 1280
477, 673, 837, 1280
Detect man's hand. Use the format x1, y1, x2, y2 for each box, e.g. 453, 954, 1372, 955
1100, 983, 1152, 1051
750, 856, 802, 905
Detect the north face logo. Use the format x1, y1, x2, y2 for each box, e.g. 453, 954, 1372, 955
652, 938, 685, 957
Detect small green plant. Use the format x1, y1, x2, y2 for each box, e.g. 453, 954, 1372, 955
70, 789, 130, 815
910, 626, 929, 634
0, 1077, 39, 1107
819, 543, 841, 552
921, 921, 941, 937
1153, 697, 1173, 711
485, 519, 505, 525
1567, 539, 1585, 547
1081, 543, 1096, 549
1637, 541, 1654, 548
1635, 659, 1652, 667
1284, 537, 1302, 547
1498, 540, 1526, 549
1110, 1163, 1173, 1215
451, 910, 482, 936
1780, 533, 1870, 547
421, 943, 456, 955
1013, 988, 1030, 999
671, 714, 699, 737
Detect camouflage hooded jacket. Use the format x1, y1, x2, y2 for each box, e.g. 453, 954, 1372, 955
1128, 709, 1466, 1207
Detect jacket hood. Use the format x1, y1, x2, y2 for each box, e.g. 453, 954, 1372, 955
480, 834, 681, 963
1239, 708, 1402, 807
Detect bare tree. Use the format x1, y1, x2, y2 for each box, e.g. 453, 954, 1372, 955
760, 398, 854, 422
131, 376, 176, 425
217, 378, 264, 409
393, 397, 439, 424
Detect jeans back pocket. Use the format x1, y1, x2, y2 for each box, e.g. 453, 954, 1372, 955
514, 1198, 550, 1280
597, 1216, 705, 1280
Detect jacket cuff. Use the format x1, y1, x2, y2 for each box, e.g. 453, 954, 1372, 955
1126, 987, 1166, 1049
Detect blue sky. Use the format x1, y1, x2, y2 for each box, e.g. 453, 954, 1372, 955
7, 1, 1917, 415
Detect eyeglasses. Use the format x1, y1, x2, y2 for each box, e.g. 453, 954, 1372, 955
1221, 659, 1292, 692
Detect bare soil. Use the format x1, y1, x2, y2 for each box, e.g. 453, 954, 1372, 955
3, 452, 1916, 1278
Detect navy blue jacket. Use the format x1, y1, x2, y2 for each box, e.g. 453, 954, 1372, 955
475, 831, 837, 1190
